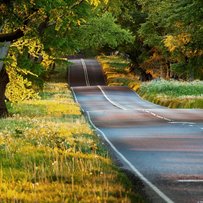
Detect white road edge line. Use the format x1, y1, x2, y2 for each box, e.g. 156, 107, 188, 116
81, 58, 90, 86
68, 62, 71, 85
177, 180, 203, 183
86, 111, 174, 203
97, 85, 128, 110
71, 87, 79, 104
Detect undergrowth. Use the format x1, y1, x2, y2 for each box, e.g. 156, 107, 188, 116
0, 62, 145, 202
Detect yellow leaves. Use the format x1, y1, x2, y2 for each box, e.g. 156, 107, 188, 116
46, 101, 81, 117
163, 33, 191, 52
6, 67, 39, 103
77, 20, 81, 26
164, 33, 203, 58
87, 0, 108, 6
164, 35, 178, 52
41, 52, 54, 70
0, 3, 7, 13
11, 37, 43, 57
55, 17, 63, 31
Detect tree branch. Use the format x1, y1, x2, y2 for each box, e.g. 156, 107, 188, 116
70, 0, 85, 9
0, 29, 24, 42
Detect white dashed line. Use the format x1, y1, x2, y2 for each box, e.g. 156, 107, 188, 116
169, 122, 195, 125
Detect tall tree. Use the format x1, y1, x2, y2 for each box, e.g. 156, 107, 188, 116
138, 0, 203, 80
0, 42, 10, 117
105, 0, 153, 81
0, 0, 133, 116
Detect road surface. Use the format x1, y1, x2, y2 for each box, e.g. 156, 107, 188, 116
68, 58, 203, 203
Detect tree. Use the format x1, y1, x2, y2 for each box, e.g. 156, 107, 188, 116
0, 42, 10, 117
104, 0, 153, 81
0, 0, 133, 117
105, 0, 203, 81
137, 0, 203, 80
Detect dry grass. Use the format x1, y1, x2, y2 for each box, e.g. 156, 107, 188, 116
0, 62, 145, 202
98, 55, 140, 91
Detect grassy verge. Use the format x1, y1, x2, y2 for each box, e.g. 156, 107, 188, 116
139, 80, 203, 108
0, 62, 146, 202
98, 55, 203, 108
98, 55, 140, 91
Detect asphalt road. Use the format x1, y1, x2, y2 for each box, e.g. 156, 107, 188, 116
68, 58, 203, 203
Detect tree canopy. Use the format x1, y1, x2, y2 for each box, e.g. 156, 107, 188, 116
0, 0, 202, 116
0, 0, 133, 103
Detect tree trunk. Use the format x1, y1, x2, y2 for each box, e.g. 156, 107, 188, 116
127, 46, 152, 81
0, 66, 9, 117
0, 42, 10, 118
130, 63, 152, 81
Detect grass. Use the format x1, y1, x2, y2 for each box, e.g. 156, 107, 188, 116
139, 80, 203, 108
98, 55, 203, 109
0, 62, 146, 202
98, 55, 141, 91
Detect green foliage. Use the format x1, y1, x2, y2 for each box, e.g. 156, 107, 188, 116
103, 0, 203, 80
137, 0, 203, 80
77, 13, 134, 49
1, 0, 136, 104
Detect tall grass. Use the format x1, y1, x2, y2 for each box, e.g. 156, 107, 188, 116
0, 62, 146, 202
139, 80, 203, 108
140, 80, 203, 97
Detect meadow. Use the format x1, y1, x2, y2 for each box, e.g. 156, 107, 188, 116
0, 63, 145, 202
98, 55, 203, 108
139, 80, 203, 108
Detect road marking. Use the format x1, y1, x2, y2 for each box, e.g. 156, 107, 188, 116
68, 63, 71, 85
146, 111, 172, 122
177, 180, 203, 183
98, 86, 173, 122
97, 85, 128, 110
169, 122, 196, 125
81, 59, 90, 86
71, 87, 85, 113
71, 87, 79, 103
86, 111, 174, 203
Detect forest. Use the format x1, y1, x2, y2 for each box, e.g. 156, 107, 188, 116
0, 0, 203, 117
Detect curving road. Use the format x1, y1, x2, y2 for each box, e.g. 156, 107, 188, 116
68, 58, 203, 203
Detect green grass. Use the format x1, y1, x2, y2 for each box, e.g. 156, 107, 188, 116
139, 80, 203, 97
0, 62, 146, 202
139, 79, 203, 108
